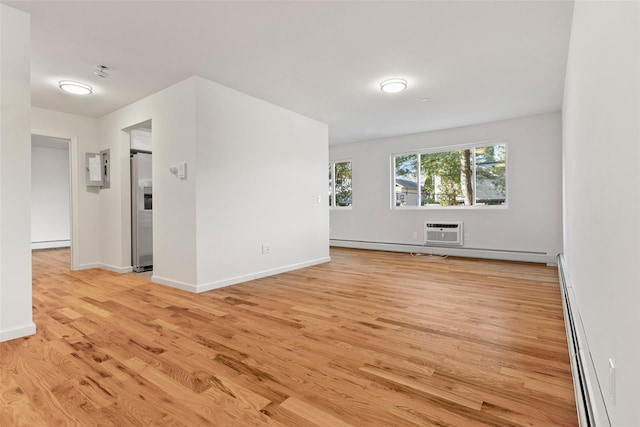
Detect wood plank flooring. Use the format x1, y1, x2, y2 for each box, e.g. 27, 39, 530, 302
0, 248, 577, 426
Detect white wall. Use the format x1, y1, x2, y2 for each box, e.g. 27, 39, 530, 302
97, 77, 197, 279
97, 76, 329, 291
31, 141, 70, 249
193, 77, 329, 291
0, 5, 35, 342
330, 112, 563, 263
562, 1, 640, 425
31, 108, 100, 270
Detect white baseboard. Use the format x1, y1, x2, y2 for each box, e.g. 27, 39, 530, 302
31, 240, 70, 250
557, 254, 611, 427
97, 263, 133, 274
195, 256, 331, 293
151, 275, 198, 293
74, 262, 133, 273
76, 262, 101, 270
330, 239, 555, 264
151, 256, 331, 294
0, 322, 36, 343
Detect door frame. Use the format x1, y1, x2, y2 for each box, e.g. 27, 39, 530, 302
31, 131, 78, 270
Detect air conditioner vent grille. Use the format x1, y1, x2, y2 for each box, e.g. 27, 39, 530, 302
424, 221, 463, 246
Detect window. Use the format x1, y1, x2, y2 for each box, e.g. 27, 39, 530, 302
329, 160, 352, 207
393, 143, 506, 207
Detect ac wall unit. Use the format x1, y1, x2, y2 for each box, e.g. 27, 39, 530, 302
425, 221, 463, 246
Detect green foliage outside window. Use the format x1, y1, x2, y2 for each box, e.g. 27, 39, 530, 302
329, 161, 352, 207
394, 144, 506, 207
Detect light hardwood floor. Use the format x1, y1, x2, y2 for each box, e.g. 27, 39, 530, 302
1, 248, 577, 426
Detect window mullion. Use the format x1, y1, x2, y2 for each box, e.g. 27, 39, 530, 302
333, 163, 337, 207
331, 162, 335, 207
471, 148, 477, 205
417, 154, 422, 206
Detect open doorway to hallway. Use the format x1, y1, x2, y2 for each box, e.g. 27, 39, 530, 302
31, 134, 72, 267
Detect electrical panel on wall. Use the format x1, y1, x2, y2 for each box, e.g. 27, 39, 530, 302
86, 153, 102, 187
100, 149, 110, 189
85, 149, 111, 189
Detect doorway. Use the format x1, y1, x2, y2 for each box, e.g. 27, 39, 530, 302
31, 134, 72, 267
127, 122, 153, 273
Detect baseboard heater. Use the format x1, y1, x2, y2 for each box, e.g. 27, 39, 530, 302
557, 255, 610, 427
329, 239, 553, 264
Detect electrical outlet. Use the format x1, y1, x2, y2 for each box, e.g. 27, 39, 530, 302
262, 243, 271, 255
412, 231, 418, 239
609, 358, 616, 405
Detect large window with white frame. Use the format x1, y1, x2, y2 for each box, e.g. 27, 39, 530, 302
329, 160, 352, 208
393, 142, 506, 208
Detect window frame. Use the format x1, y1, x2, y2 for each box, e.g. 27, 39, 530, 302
391, 140, 508, 210
329, 159, 353, 209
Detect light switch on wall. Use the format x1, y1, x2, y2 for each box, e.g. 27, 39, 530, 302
177, 162, 187, 179
170, 162, 187, 179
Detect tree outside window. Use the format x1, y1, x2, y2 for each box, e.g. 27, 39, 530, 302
394, 143, 506, 207
329, 161, 352, 207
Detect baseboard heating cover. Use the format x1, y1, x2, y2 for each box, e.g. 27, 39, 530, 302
330, 239, 555, 264
557, 254, 611, 427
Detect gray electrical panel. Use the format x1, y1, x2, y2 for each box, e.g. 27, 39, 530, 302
100, 149, 110, 189
85, 152, 102, 187
85, 149, 111, 188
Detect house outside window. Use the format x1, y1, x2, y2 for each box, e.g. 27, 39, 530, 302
393, 142, 506, 208
329, 160, 352, 208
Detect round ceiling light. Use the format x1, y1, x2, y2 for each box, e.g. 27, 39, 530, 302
58, 80, 93, 95
380, 78, 407, 93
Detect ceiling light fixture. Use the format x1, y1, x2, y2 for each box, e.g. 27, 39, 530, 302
380, 78, 407, 93
58, 80, 93, 95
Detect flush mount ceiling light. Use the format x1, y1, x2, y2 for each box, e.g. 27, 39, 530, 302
58, 80, 93, 95
380, 78, 407, 93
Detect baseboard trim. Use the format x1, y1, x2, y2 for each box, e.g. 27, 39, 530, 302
330, 239, 555, 264
194, 256, 331, 293
151, 257, 331, 294
74, 262, 133, 273
98, 263, 133, 274
31, 240, 70, 250
76, 262, 101, 270
557, 254, 611, 427
0, 322, 36, 343
151, 275, 198, 293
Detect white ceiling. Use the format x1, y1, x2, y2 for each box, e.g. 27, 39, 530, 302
4, 1, 574, 145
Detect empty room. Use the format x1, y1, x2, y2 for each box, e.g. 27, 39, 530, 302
0, 1, 638, 426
